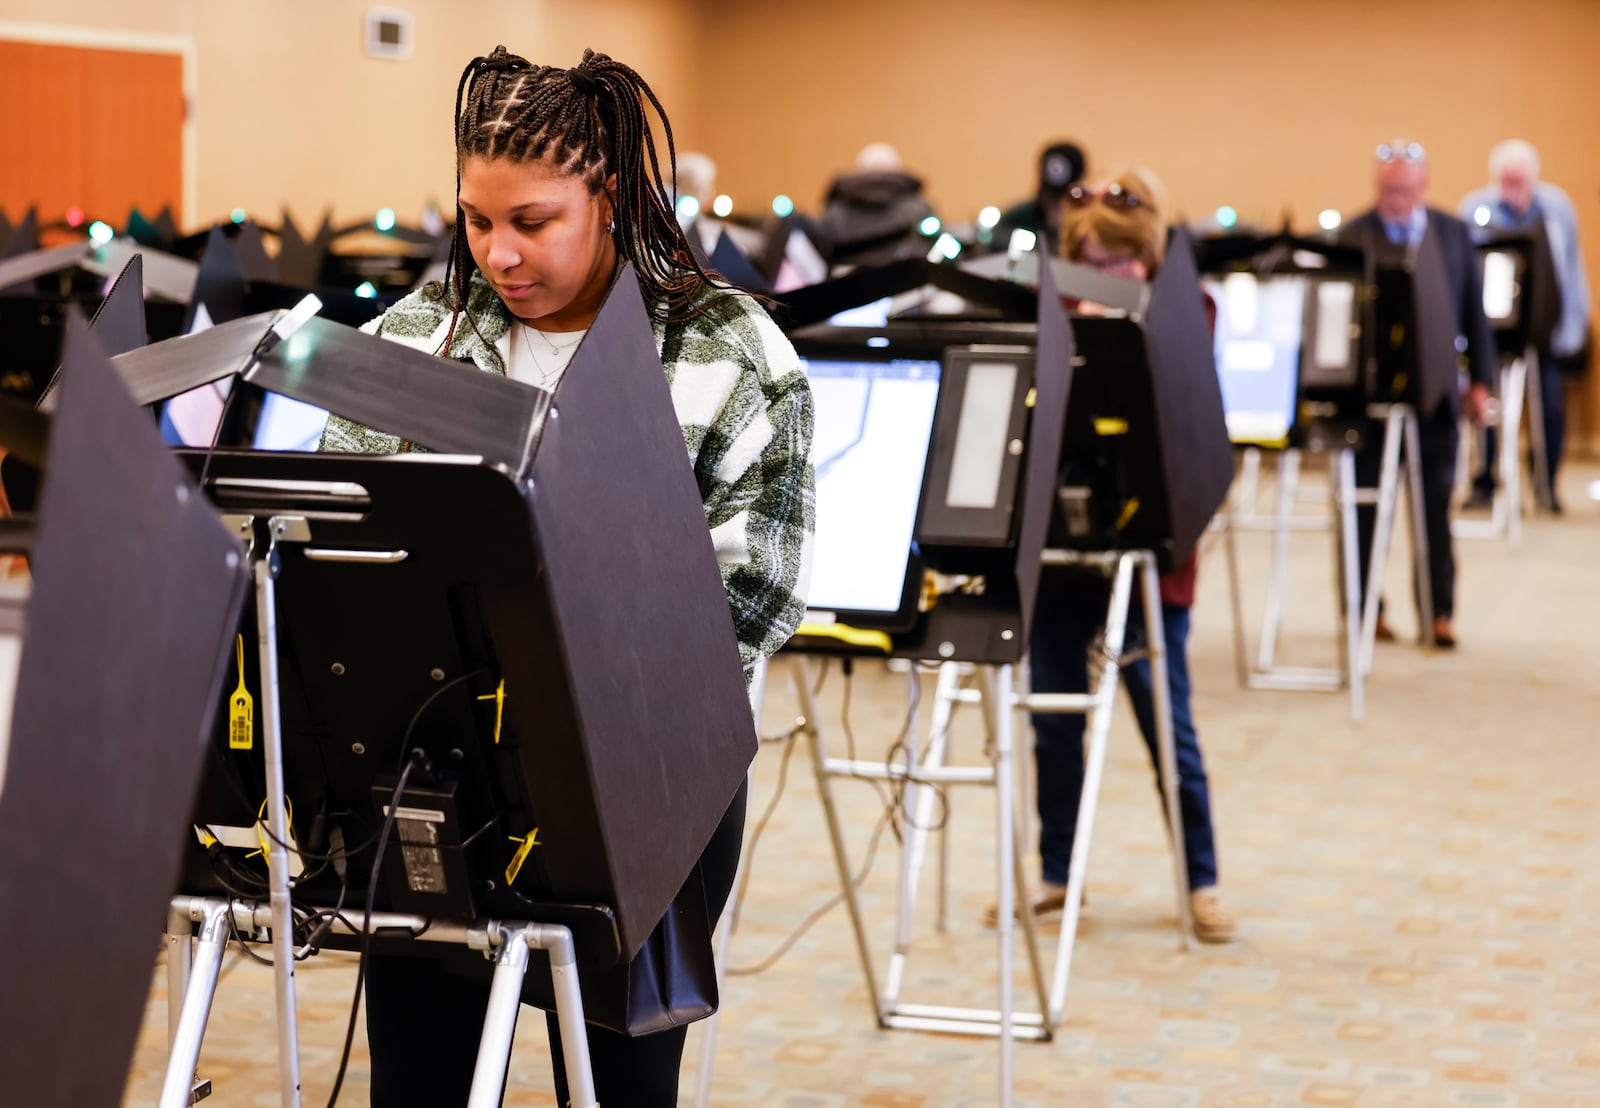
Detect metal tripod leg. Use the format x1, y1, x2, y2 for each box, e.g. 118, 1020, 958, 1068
885, 662, 960, 1005
1400, 407, 1436, 646
1137, 553, 1194, 948
1010, 663, 1032, 930
1256, 449, 1301, 672
1502, 359, 1526, 545
252, 549, 303, 1108
159, 900, 231, 1108
990, 664, 1018, 1102
467, 922, 594, 1108
1047, 553, 1137, 1022
797, 659, 887, 1026
977, 668, 1052, 1028
1333, 449, 1366, 722
1456, 357, 1522, 544
1359, 407, 1406, 675
801, 655, 1050, 1064
1237, 446, 1262, 514
1525, 347, 1555, 511
1224, 444, 1264, 689
1223, 498, 1251, 690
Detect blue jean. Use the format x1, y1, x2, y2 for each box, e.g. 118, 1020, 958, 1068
1029, 583, 1218, 891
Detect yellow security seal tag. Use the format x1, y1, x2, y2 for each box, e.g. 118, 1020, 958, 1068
229, 634, 254, 750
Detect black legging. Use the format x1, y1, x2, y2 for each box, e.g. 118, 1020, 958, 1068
365, 781, 748, 1107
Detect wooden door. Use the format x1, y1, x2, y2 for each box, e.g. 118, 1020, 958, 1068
0, 39, 183, 234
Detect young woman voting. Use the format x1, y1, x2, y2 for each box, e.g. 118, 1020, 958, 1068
320, 46, 814, 1107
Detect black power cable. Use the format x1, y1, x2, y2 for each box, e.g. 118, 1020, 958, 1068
325, 749, 425, 1108
727, 658, 931, 977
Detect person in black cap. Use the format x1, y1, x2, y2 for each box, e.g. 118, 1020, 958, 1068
995, 140, 1086, 255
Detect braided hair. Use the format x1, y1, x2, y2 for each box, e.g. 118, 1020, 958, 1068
434, 45, 721, 354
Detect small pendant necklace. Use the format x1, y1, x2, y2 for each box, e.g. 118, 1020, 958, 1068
519, 322, 582, 387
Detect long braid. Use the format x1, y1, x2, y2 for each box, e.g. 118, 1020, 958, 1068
433, 45, 722, 357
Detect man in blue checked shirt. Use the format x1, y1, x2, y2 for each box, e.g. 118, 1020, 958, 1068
1460, 139, 1592, 513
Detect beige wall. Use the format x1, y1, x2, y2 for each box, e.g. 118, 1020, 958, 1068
0, 0, 703, 231
687, 0, 1600, 446
5, 0, 1598, 441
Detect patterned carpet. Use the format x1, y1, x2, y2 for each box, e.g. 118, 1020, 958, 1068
123, 462, 1600, 1106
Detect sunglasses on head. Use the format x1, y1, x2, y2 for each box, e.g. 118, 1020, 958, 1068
1066, 182, 1143, 211
1376, 141, 1426, 164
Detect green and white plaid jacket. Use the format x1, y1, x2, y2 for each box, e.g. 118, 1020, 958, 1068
319, 272, 815, 671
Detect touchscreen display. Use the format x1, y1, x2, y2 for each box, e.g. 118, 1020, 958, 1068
803, 357, 941, 616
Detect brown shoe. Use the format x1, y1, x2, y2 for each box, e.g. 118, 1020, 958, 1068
1374, 616, 1397, 643
1432, 617, 1456, 649
984, 882, 1070, 928
1190, 887, 1237, 944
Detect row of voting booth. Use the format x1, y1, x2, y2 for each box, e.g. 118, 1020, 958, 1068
695, 211, 1563, 1103
0, 197, 1561, 1107
0, 203, 452, 412
688, 236, 1235, 1108
1195, 215, 1562, 719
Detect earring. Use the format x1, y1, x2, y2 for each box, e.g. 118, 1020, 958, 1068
606, 219, 616, 235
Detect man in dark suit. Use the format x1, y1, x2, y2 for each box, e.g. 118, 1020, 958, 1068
1347, 140, 1496, 648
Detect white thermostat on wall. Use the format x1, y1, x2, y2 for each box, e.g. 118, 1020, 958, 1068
365, 7, 413, 60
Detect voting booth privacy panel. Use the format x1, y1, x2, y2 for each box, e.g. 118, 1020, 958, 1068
0, 314, 250, 1108
0, 240, 186, 405
1325, 223, 1460, 419
0, 255, 157, 519
787, 256, 1072, 665
789, 233, 1230, 661
0, 215, 410, 411
1194, 234, 1368, 450
1474, 220, 1562, 356
1054, 228, 1233, 569
173, 266, 755, 970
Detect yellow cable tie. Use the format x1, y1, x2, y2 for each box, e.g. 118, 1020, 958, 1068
254, 797, 294, 859
504, 827, 540, 885
477, 680, 506, 743
1115, 497, 1141, 531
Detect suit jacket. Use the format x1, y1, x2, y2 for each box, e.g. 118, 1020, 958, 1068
1348, 207, 1497, 414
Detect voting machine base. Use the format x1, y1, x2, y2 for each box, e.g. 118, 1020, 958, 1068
1454, 346, 1552, 546
774, 549, 1190, 1108
163, 899, 597, 1108
1222, 403, 1434, 722
160, 499, 601, 1108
